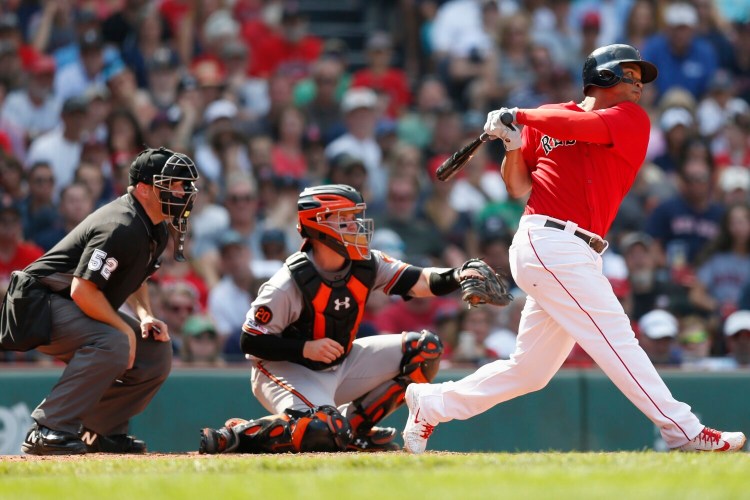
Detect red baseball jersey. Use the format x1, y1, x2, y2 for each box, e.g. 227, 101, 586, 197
518, 101, 650, 236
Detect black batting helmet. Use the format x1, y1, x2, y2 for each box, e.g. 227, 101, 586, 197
582, 44, 658, 95
297, 184, 373, 260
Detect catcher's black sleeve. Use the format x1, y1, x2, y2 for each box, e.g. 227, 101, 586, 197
240, 332, 307, 362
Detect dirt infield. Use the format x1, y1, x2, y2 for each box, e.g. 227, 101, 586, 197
0, 452, 206, 462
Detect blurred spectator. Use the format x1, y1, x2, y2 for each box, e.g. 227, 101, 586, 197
33, 182, 94, 251
120, 5, 171, 88
712, 110, 750, 168
54, 28, 110, 101
531, 0, 579, 80
695, 70, 749, 140
103, 0, 154, 49
194, 99, 251, 187
207, 230, 255, 363
480, 11, 533, 109
448, 145, 506, 217
621, 231, 688, 321
722, 310, 750, 367
652, 107, 696, 174
16, 161, 55, 242
0, 155, 26, 206
180, 314, 224, 366
297, 56, 346, 143
646, 156, 724, 276
397, 75, 450, 150
637, 309, 682, 367
1, 53, 60, 142
252, 228, 287, 281
678, 315, 718, 370
245, 2, 322, 80
0, 199, 43, 296
263, 175, 304, 254
26, 95, 88, 199
570, 0, 633, 47
717, 166, 750, 206
194, 173, 263, 287
106, 107, 146, 177
325, 87, 385, 200
430, 0, 497, 108
374, 293, 455, 336
157, 235, 209, 312
159, 280, 200, 357
689, 203, 750, 321
641, 2, 718, 101
693, 0, 736, 71
619, 0, 659, 51
432, 303, 462, 366
74, 161, 111, 209
351, 32, 411, 119
221, 40, 270, 121
453, 306, 501, 366
328, 153, 369, 201
374, 176, 443, 265
144, 47, 181, 110
507, 43, 575, 110
270, 105, 308, 179
420, 166, 474, 260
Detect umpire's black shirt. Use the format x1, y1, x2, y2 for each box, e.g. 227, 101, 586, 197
25, 193, 169, 309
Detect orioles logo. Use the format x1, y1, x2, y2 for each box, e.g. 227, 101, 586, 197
254, 305, 273, 325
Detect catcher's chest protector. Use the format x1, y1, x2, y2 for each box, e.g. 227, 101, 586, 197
283, 252, 376, 370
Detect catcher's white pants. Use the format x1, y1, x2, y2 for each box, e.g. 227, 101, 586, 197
417, 215, 702, 447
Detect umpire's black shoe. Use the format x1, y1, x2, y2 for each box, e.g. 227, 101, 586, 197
22, 424, 87, 455
80, 428, 147, 454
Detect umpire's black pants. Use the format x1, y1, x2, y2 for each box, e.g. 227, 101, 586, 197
30, 294, 172, 435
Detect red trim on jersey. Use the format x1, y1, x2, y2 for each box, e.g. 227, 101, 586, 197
256, 361, 315, 409
526, 230, 690, 441
383, 263, 408, 295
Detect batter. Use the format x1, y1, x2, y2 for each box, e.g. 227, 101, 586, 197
402, 44, 746, 454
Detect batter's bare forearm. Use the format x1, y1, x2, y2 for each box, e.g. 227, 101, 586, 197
501, 152, 532, 198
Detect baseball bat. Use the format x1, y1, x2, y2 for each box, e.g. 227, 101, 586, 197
435, 112, 515, 182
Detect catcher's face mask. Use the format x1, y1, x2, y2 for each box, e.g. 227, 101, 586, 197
316, 206, 373, 260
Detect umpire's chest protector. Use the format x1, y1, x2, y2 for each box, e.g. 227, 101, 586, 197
283, 252, 376, 369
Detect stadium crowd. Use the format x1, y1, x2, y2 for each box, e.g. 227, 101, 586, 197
1, 0, 750, 371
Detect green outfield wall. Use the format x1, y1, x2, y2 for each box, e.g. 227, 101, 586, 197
1, 368, 748, 454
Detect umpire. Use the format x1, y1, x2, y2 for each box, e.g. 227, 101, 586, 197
0, 147, 199, 455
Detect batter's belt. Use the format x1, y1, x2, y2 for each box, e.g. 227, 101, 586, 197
544, 220, 607, 254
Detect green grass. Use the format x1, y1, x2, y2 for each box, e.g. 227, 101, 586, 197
1, 452, 748, 500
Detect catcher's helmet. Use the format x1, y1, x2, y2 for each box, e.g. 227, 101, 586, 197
129, 147, 199, 234
297, 184, 373, 260
582, 44, 657, 94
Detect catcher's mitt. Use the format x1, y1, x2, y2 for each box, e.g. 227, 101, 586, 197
459, 259, 513, 308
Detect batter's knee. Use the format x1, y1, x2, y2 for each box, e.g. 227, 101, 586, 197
399, 330, 443, 384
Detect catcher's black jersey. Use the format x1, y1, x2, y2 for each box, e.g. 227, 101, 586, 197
25, 193, 168, 309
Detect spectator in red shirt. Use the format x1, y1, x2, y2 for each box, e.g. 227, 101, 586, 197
0, 200, 44, 296
245, 3, 322, 80
351, 32, 412, 119
271, 105, 308, 179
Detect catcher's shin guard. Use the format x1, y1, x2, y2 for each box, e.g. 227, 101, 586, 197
199, 405, 353, 454
346, 330, 443, 441
400, 330, 443, 384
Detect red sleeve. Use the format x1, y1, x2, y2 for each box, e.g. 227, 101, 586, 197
517, 108, 612, 144
593, 102, 651, 167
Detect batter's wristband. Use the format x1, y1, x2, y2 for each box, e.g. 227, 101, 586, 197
429, 268, 460, 296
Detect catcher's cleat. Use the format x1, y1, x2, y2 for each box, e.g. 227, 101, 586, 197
347, 426, 401, 452
80, 428, 147, 453
22, 424, 87, 455
677, 427, 746, 452
402, 384, 437, 455
199, 427, 238, 454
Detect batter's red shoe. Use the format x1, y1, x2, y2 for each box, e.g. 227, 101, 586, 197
677, 427, 746, 452
402, 384, 437, 454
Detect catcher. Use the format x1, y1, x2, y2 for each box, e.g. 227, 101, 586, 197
199, 184, 511, 454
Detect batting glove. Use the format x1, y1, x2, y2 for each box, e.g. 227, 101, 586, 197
484, 109, 522, 151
